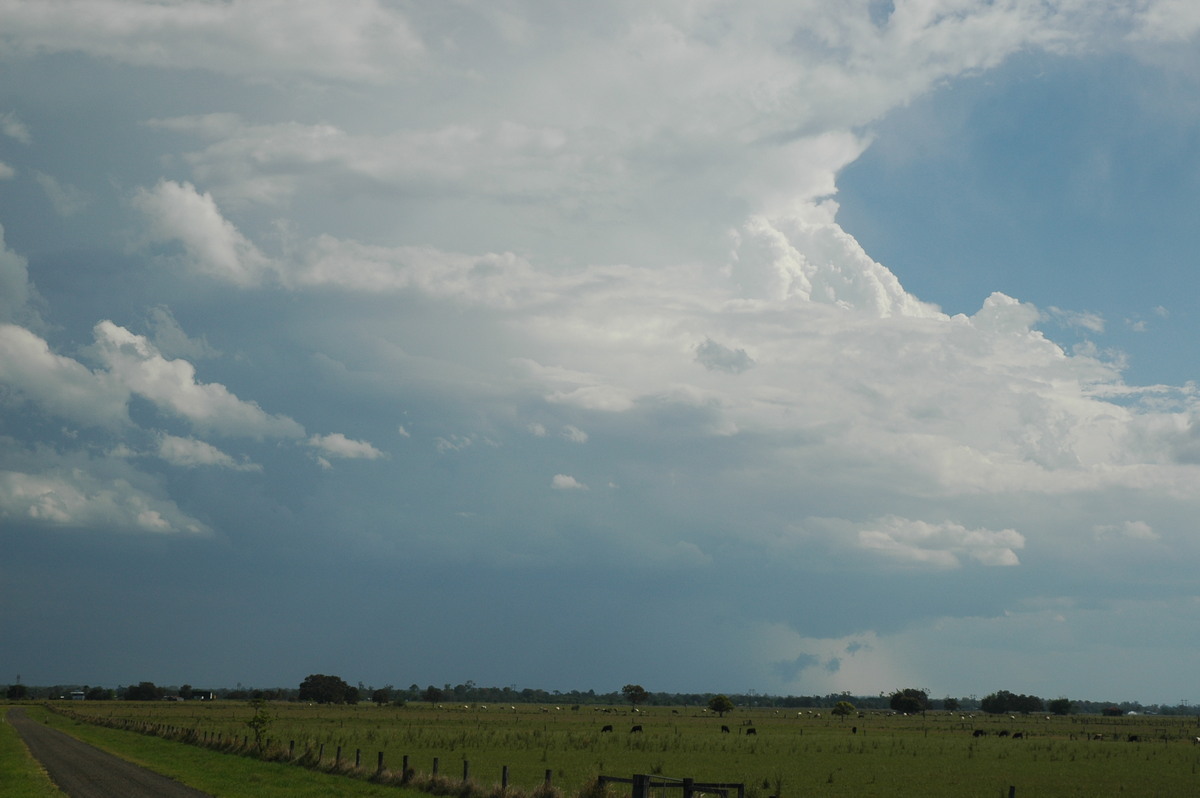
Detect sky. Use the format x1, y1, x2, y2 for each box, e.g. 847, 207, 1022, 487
2, 1, 1200, 706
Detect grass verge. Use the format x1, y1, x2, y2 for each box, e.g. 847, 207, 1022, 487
22, 705, 432, 798
0, 706, 66, 797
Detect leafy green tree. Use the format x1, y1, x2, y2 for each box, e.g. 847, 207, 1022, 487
981, 690, 1044, 714
245, 698, 272, 749
298, 674, 355, 704
125, 681, 164, 701
1047, 697, 1071, 715
708, 694, 734, 717
942, 697, 960, 711
622, 684, 649, 708
832, 700, 855, 718
6, 684, 28, 700
85, 686, 113, 700
889, 688, 928, 714
372, 687, 391, 705
422, 685, 444, 705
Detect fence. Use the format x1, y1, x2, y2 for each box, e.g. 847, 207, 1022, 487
599, 774, 745, 798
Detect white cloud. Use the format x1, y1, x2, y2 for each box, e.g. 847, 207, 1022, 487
435, 434, 474, 454
34, 171, 90, 216
0, 111, 30, 144
133, 180, 275, 287
551, 474, 586, 490
89, 320, 304, 439
157, 433, 261, 472
307, 432, 385, 461
560, 425, 588, 444
856, 517, 1025, 568
145, 305, 220, 361
0, 466, 208, 535
1049, 306, 1106, 334
0, 323, 129, 428
1094, 520, 1159, 541
0, 225, 37, 324
0, 162, 14, 180
0, 0, 423, 83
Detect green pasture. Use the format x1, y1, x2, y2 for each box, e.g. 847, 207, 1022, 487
46, 701, 1200, 797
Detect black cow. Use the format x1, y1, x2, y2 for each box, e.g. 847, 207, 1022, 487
600, 725, 613, 733
997, 730, 1010, 738
721, 725, 730, 733
1012, 732, 1024, 739
745, 727, 757, 735
630, 725, 643, 733
972, 730, 987, 737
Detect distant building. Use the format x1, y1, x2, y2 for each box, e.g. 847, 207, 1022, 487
70, 690, 85, 700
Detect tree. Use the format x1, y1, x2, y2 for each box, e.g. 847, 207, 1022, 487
889, 688, 928, 714
85, 686, 113, 701
832, 700, 855, 718
708, 694, 734, 717
125, 681, 164, 701
422, 685, 444, 705
622, 684, 649, 708
1048, 697, 1072, 716
372, 687, 391, 706
942, 697, 960, 712
245, 698, 272, 749
298, 674, 355, 704
6, 684, 28, 700
981, 690, 1044, 715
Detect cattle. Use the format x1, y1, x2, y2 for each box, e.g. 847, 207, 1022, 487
997, 730, 1010, 737
745, 727, 757, 735
1012, 732, 1024, 740
1128, 735, 1140, 743
972, 730, 987, 738
851, 727, 857, 735
630, 725, 643, 733
601, 725, 613, 733
721, 725, 730, 733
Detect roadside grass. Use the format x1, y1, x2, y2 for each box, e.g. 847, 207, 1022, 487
22, 705, 431, 798
45, 701, 1200, 798
0, 706, 65, 797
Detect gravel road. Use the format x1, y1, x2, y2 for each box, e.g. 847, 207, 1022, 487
7, 707, 214, 798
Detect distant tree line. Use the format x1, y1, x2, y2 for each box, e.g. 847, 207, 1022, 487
4, 678, 1195, 717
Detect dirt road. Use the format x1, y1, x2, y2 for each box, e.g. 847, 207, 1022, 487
7, 707, 214, 798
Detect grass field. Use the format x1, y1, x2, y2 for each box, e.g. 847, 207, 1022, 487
31, 700, 1200, 798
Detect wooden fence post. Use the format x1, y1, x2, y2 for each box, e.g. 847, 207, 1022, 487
463, 760, 470, 782
545, 769, 553, 786
433, 756, 440, 775
377, 751, 385, 775
502, 765, 509, 789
